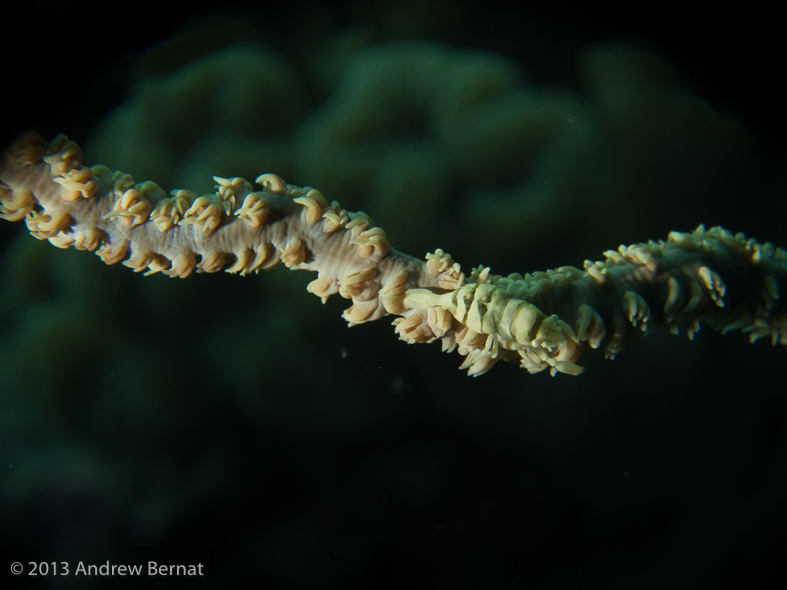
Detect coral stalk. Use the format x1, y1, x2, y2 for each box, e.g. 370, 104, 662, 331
2, 133, 786, 376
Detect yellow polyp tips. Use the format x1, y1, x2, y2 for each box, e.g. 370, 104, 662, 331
52, 167, 97, 201
150, 198, 180, 233
43, 135, 83, 173
103, 188, 152, 228
197, 250, 226, 273
632, 248, 658, 272
346, 211, 373, 236
393, 310, 438, 344
27, 210, 72, 238
213, 175, 249, 190
123, 250, 164, 274
255, 243, 277, 272
321, 201, 349, 234
468, 266, 492, 284
307, 274, 336, 302
150, 193, 192, 232
459, 347, 498, 377
602, 249, 625, 264
425, 249, 456, 274
425, 250, 465, 290
226, 249, 254, 274
0, 186, 35, 221
338, 267, 379, 299
162, 251, 197, 278
281, 236, 307, 268
583, 259, 608, 284
293, 193, 327, 227
426, 307, 452, 339
343, 299, 380, 326
575, 304, 606, 348
696, 266, 726, 307
213, 175, 251, 210
291, 188, 330, 227
623, 290, 651, 330
170, 189, 195, 209
350, 226, 391, 259
223, 244, 274, 276
179, 196, 222, 236
97, 241, 130, 265
72, 226, 104, 252
255, 173, 287, 195
142, 256, 171, 276
305, 188, 328, 207
235, 193, 270, 227
107, 170, 135, 194
380, 271, 410, 314
609, 243, 660, 274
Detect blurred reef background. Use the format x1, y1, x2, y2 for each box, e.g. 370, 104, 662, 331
1, 1, 785, 588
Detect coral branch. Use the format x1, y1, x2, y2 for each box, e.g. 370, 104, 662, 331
3, 133, 787, 376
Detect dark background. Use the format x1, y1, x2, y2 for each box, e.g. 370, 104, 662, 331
1, 1, 785, 588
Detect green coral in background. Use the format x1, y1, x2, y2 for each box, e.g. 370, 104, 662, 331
1, 3, 785, 588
